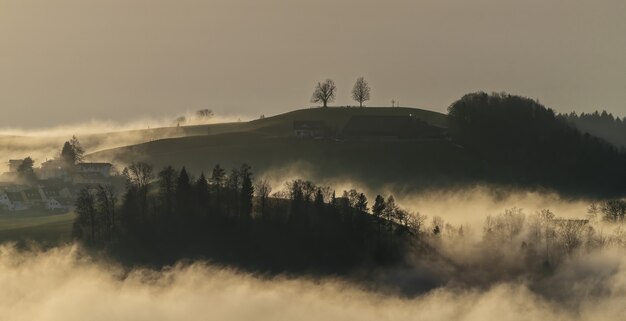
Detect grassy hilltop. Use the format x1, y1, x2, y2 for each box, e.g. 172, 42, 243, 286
89, 107, 468, 192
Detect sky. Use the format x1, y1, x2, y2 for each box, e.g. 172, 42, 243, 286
0, 0, 625, 128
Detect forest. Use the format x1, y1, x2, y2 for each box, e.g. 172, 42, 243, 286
559, 110, 626, 149
448, 92, 626, 197
72, 160, 626, 276
72, 163, 422, 272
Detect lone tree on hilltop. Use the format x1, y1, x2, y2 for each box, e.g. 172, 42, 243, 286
352, 77, 371, 107
311, 79, 336, 107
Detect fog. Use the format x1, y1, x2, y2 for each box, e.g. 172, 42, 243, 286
258, 167, 593, 226
0, 111, 246, 172
1, 240, 624, 321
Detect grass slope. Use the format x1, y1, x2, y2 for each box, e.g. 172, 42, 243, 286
242, 107, 448, 136
0, 212, 74, 244
89, 107, 473, 192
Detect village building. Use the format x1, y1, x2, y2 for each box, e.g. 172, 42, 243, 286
8, 159, 24, 172
38, 159, 67, 180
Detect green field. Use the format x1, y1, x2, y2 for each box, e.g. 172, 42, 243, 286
0, 212, 74, 244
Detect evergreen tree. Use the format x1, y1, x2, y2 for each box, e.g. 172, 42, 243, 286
194, 172, 210, 217
372, 195, 386, 244
175, 167, 193, 217
239, 164, 254, 219
355, 193, 368, 212
60, 136, 84, 168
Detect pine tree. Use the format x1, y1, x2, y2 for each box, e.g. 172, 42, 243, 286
194, 172, 210, 217
239, 164, 254, 219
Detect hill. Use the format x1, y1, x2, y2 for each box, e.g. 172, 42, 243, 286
89, 107, 465, 191
90, 100, 626, 198
241, 107, 448, 136
559, 111, 626, 149
0, 121, 247, 172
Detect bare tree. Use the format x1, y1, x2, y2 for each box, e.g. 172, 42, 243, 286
196, 109, 214, 119
96, 185, 117, 242
311, 79, 336, 107
351, 77, 371, 107
255, 179, 272, 217
600, 199, 626, 222
124, 162, 154, 190
123, 162, 154, 219
555, 219, 588, 254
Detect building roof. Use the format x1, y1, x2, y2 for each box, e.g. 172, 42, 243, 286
23, 188, 43, 201
5, 191, 24, 203
41, 186, 60, 198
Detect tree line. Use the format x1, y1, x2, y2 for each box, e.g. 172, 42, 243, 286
72, 163, 423, 271
559, 110, 626, 149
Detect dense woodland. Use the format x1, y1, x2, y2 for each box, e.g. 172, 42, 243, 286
559, 111, 626, 149
448, 92, 626, 197
72, 163, 423, 271
71, 162, 626, 278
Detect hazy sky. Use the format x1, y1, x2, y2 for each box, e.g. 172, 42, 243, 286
1, 0, 625, 128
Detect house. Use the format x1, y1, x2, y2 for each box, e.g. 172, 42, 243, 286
44, 198, 73, 211
8, 159, 24, 172
1, 159, 25, 182
5, 191, 27, 211
0, 192, 11, 210
22, 188, 44, 209
293, 120, 327, 138
38, 159, 68, 180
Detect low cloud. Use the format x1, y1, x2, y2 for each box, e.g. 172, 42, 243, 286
0, 242, 625, 321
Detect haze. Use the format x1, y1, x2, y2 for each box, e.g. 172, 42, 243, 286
1, 0, 625, 128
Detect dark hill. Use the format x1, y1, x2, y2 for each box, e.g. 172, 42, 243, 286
90, 102, 626, 198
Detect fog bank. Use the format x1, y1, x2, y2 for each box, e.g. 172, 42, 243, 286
1, 243, 625, 321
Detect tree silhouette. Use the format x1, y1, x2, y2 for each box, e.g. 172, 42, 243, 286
194, 173, 210, 217
74, 163, 418, 271
74, 187, 96, 244
240, 164, 254, 219
158, 166, 178, 217
175, 167, 193, 218
351, 77, 371, 107
311, 79, 336, 107
255, 179, 272, 218
61, 136, 85, 168
123, 162, 154, 219
17, 157, 37, 183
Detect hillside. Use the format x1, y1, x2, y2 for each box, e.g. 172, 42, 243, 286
0, 122, 248, 172
89, 107, 464, 191
89, 101, 626, 198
